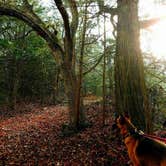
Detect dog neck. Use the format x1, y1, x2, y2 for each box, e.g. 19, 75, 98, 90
121, 127, 141, 140
119, 128, 132, 141
123, 132, 131, 139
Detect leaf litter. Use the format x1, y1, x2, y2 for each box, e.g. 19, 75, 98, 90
0, 103, 129, 165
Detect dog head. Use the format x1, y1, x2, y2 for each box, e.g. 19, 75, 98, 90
116, 115, 137, 137
116, 115, 129, 136
111, 115, 129, 137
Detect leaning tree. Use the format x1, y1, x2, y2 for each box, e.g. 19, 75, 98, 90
0, 0, 84, 129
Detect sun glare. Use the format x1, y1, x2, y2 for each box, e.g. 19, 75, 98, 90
150, 19, 166, 60
140, 1, 166, 60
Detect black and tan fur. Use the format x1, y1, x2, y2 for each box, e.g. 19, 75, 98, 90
116, 115, 166, 166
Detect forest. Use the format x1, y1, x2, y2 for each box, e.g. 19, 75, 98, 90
0, 0, 166, 165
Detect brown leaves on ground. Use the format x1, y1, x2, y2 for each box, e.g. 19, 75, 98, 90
0, 103, 129, 165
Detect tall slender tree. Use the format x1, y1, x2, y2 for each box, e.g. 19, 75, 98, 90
102, 12, 106, 126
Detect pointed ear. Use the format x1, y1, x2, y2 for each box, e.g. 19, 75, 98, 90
119, 115, 126, 125
124, 113, 132, 123
124, 112, 129, 119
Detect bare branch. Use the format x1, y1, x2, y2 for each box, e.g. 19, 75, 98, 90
83, 45, 115, 76
83, 53, 104, 75
146, 70, 166, 84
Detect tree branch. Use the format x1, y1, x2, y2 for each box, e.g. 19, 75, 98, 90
68, 0, 78, 38
17, 29, 33, 39
22, 0, 33, 11
54, 0, 71, 43
97, 0, 117, 39
97, 0, 118, 16
0, 5, 64, 56
83, 53, 104, 76
54, 0, 73, 62
110, 14, 117, 38
83, 45, 115, 76
146, 70, 166, 84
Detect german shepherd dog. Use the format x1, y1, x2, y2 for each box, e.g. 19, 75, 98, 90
116, 115, 166, 166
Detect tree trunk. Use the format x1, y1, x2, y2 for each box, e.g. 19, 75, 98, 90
115, 0, 147, 130
75, 2, 88, 127
62, 62, 80, 128
53, 67, 60, 104
102, 13, 106, 126
8, 56, 19, 110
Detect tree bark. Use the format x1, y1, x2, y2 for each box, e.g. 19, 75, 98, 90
115, 0, 147, 130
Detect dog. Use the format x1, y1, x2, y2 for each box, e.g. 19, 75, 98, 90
116, 115, 166, 166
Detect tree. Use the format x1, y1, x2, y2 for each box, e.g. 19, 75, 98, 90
0, 16, 61, 107
98, 0, 162, 131
0, 0, 83, 129
75, 1, 89, 126
0, 17, 32, 110
102, 13, 106, 126
115, 0, 147, 130
144, 54, 166, 130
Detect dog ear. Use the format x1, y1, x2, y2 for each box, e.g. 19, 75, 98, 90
124, 112, 129, 118
119, 115, 126, 125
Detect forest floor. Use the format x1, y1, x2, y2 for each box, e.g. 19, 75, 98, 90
0, 100, 164, 166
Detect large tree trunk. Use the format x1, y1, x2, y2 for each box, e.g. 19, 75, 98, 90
62, 61, 84, 128
115, 0, 147, 130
